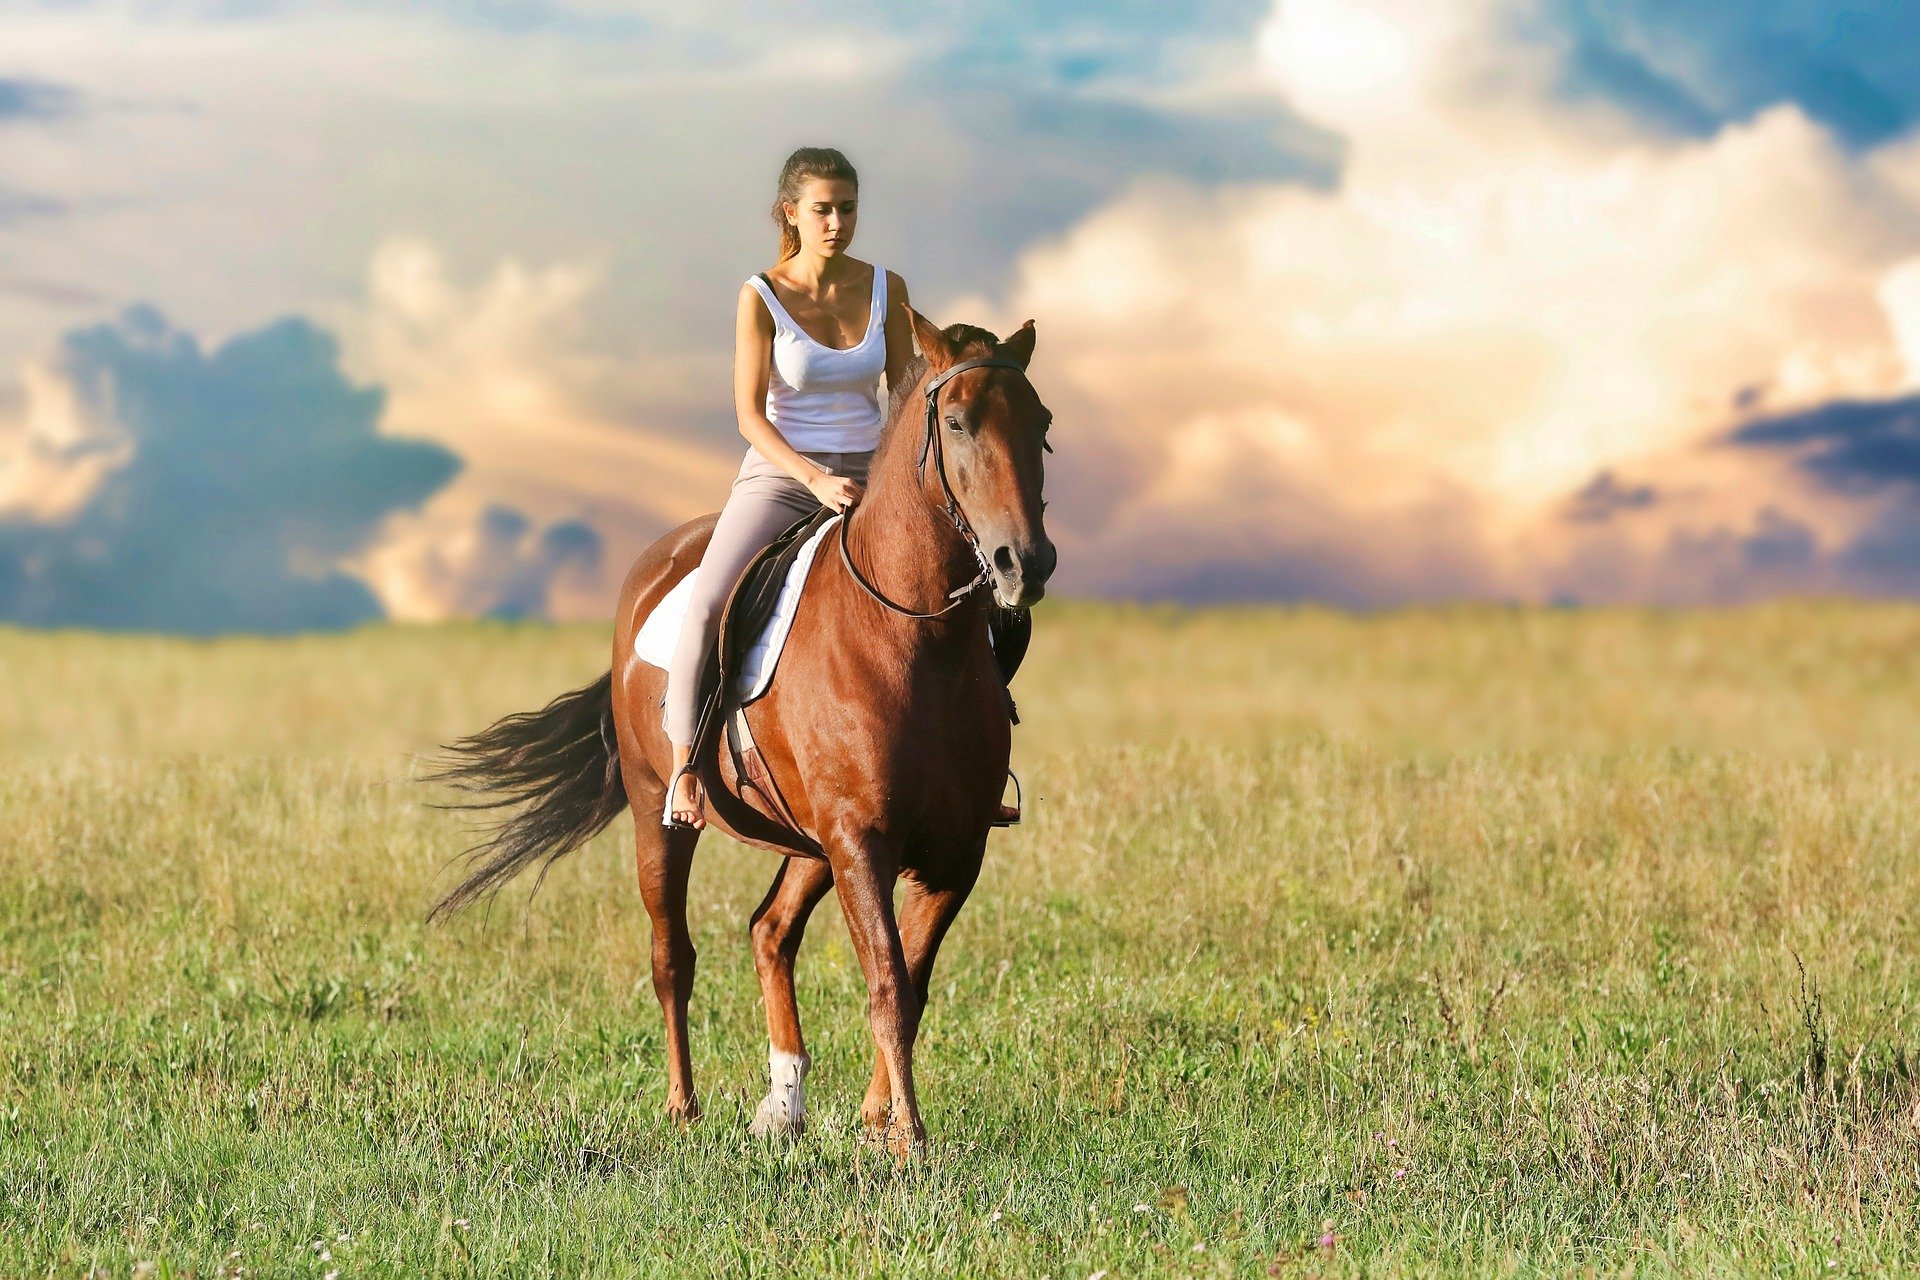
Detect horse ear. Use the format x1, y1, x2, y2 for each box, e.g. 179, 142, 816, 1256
905, 305, 955, 372
999, 319, 1036, 369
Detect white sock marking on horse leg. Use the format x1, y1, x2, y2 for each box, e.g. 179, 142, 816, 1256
750, 1046, 809, 1137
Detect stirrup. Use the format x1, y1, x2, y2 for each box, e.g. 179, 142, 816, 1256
990, 769, 1022, 827
661, 762, 705, 831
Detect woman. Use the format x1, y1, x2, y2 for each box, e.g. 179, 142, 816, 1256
662, 146, 914, 829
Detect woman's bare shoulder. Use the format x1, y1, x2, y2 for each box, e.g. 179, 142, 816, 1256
738, 278, 775, 329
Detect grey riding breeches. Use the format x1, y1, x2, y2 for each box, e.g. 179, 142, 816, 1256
662, 445, 872, 746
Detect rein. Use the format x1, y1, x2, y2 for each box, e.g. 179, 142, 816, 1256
838, 356, 1031, 619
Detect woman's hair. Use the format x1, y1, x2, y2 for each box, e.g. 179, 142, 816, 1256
772, 147, 859, 262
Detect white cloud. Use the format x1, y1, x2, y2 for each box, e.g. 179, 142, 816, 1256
0, 352, 131, 522
348, 237, 737, 620
952, 0, 1920, 602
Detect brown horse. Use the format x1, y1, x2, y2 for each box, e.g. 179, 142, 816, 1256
427, 308, 1054, 1155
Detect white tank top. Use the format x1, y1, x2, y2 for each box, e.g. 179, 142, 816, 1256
747, 265, 888, 453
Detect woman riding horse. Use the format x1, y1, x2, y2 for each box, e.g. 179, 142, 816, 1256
427, 146, 1056, 1156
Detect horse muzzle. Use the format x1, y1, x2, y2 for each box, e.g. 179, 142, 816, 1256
990, 537, 1056, 609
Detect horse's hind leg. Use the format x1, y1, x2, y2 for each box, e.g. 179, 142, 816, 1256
633, 805, 702, 1123
859, 864, 980, 1137
747, 856, 834, 1138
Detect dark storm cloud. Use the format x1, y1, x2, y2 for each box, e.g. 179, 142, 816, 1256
1729, 392, 1920, 491
1534, 0, 1920, 148
1714, 392, 1920, 595
1564, 469, 1662, 523
0, 304, 459, 633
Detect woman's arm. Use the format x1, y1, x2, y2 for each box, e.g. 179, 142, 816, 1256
884, 269, 914, 396
733, 282, 861, 511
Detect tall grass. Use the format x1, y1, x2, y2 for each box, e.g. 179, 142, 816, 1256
3, 602, 1918, 1276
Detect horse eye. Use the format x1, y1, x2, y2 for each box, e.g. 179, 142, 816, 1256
945, 415, 961, 432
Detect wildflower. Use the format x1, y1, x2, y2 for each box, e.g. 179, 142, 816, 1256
1393, 1168, 1407, 1179
989, 1211, 1002, 1223
1089, 1271, 1110, 1280
1191, 1242, 1206, 1253
1132, 1203, 1151, 1213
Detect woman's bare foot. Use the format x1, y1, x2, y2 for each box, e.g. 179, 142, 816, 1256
671, 767, 706, 830
662, 746, 706, 830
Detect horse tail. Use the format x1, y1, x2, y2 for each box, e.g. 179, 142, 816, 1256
424, 670, 627, 922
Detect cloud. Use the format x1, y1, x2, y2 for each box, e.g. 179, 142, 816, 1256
0, 0, 1332, 381
6, 0, 1920, 616
0, 189, 69, 226
1729, 392, 1920, 490
0, 75, 78, 123
0, 275, 104, 308
347, 237, 735, 620
0, 303, 458, 632
944, 0, 1920, 604
1717, 388, 1920, 593
1563, 470, 1662, 524
0, 76, 80, 225
363, 502, 603, 620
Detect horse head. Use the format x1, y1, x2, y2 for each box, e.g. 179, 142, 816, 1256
904, 309, 1057, 609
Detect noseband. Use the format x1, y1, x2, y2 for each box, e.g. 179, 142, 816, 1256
839, 356, 1033, 619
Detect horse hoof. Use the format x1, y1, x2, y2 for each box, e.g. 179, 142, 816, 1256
749, 1096, 805, 1141
861, 1116, 925, 1161
665, 1096, 702, 1127
886, 1128, 927, 1162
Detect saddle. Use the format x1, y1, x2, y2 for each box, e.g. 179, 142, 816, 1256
684, 507, 1031, 856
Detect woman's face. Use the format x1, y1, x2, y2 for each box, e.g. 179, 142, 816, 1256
784, 176, 858, 258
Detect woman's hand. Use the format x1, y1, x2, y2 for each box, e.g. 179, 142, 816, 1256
808, 470, 865, 513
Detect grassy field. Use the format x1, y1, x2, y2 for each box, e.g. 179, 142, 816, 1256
4, 601, 1920, 1276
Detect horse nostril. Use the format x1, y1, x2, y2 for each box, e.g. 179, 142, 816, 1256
1019, 541, 1055, 585
993, 545, 1019, 577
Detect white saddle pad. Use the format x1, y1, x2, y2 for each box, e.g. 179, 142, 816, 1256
633, 513, 842, 705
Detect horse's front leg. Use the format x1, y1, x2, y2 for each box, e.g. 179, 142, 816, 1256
859, 858, 982, 1134
826, 830, 924, 1157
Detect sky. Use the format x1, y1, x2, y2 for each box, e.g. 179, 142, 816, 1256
3, 0, 1920, 629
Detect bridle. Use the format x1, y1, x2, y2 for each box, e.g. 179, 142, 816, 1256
838, 356, 1036, 619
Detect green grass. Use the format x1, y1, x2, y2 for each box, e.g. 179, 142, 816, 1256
4, 602, 1920, 1276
